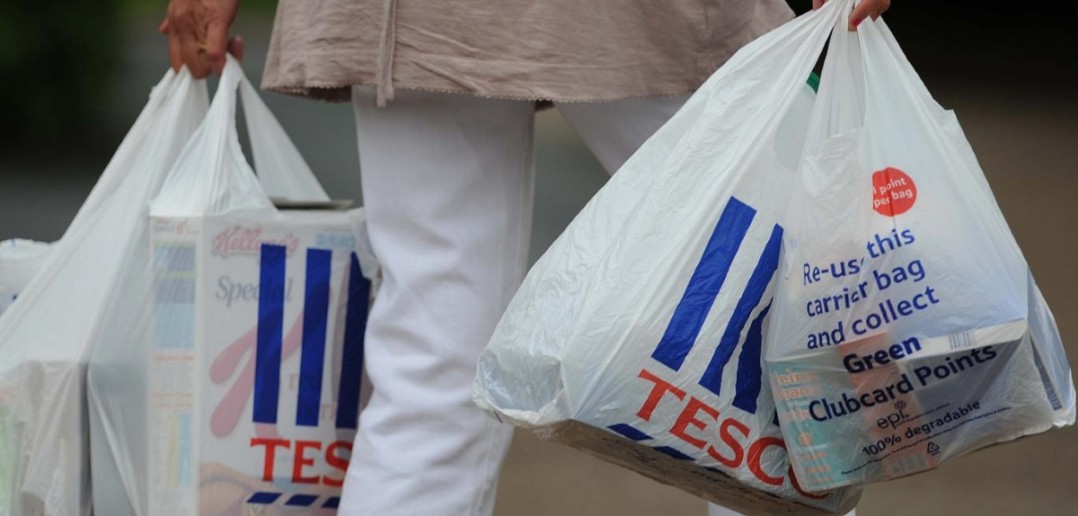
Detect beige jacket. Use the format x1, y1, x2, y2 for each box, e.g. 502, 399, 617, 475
261, 0, 794, 104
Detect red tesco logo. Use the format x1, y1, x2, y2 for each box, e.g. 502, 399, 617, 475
250, 438, 351, 487
636, 369, 825, 499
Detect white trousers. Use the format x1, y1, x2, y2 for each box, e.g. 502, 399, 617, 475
339, 88, 687, 515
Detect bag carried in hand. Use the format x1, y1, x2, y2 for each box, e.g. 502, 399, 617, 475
764, 12, 1074, 492
473, 3, 866, 513
87, 57, 378, 516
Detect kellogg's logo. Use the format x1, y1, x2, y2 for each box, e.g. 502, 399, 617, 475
212, 226, 300, 258
153, 219, 195, 235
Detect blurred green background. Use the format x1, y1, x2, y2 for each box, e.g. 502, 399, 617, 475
0, 0, 276, 152
0, 0, 123, 148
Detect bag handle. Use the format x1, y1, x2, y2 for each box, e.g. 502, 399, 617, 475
152, 59, 332, 217
217, 55, 330, 202
663, 0, 850, 175
233, 58, 330, 202
803, 2, 866, 151
72, 70, 199, 229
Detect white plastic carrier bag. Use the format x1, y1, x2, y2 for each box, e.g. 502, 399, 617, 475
764, 15, 1075, 491
112, 56, 378, 516
0, 240, 52, 316
473, 3, 863, 514
0, 69, 208, 516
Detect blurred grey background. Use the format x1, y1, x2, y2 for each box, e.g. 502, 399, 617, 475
1, 1, 1076, 514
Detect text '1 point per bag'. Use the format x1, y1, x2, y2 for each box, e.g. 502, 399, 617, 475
764, 14, 1074, 491
474, 3, 865, 514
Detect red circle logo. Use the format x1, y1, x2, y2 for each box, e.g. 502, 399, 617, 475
872, 167, 917, 216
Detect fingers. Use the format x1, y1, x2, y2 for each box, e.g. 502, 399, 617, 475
850, 0, 891, 31
228, 35, 246, 62
162, 0, 240, 78
180, 29, 212, 78
167, 22, 184, 72
813, 0, 893, 30
204, 19, 230, 74
166, 2, 210, 77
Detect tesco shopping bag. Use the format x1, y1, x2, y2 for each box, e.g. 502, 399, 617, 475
0, 70, 208, 516
764, 17, 1075, 491
126, 57, 377, 516
473, 3, 862, 514
0, 240, 52, 315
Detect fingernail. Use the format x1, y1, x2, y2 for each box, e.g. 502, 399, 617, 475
853, 17, 865, 27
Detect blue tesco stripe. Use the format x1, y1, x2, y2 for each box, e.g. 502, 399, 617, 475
651, 198, 756, 372
247, 492, 282, 505
607, 423, 653, 441
285, 494, 319, 507
732, 303, 771, 415
297, 248, 333, 427
699, 224, 783, 398
323, 497, 341, 509
336, 253, 371, 430
254, 244, 287, 424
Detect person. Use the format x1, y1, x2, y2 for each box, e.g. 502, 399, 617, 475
161, 0, 891, 514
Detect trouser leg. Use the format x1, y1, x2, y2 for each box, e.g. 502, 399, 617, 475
341, 88, 535, 515
555, 94, 691, 175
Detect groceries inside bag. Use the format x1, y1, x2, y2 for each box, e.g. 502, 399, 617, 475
473, 3, 864, 514
87, 57, 378, 515
764, 18, 1075, 491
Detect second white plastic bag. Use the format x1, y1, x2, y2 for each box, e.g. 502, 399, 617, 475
765, 18, 1074, 491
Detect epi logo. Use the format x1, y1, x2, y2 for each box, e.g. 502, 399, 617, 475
877, 400, 911, 431
650, 197, 782, 414
253, 244, 371, 429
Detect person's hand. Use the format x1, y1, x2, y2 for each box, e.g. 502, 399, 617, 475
159, 0, 244, 78
812, 0, 892, 31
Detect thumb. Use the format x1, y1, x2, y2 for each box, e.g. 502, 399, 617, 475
849, 0, 889, 31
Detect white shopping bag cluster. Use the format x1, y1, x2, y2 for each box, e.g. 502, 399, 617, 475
474, 0, 1073, 513
0, 58, 377, 516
